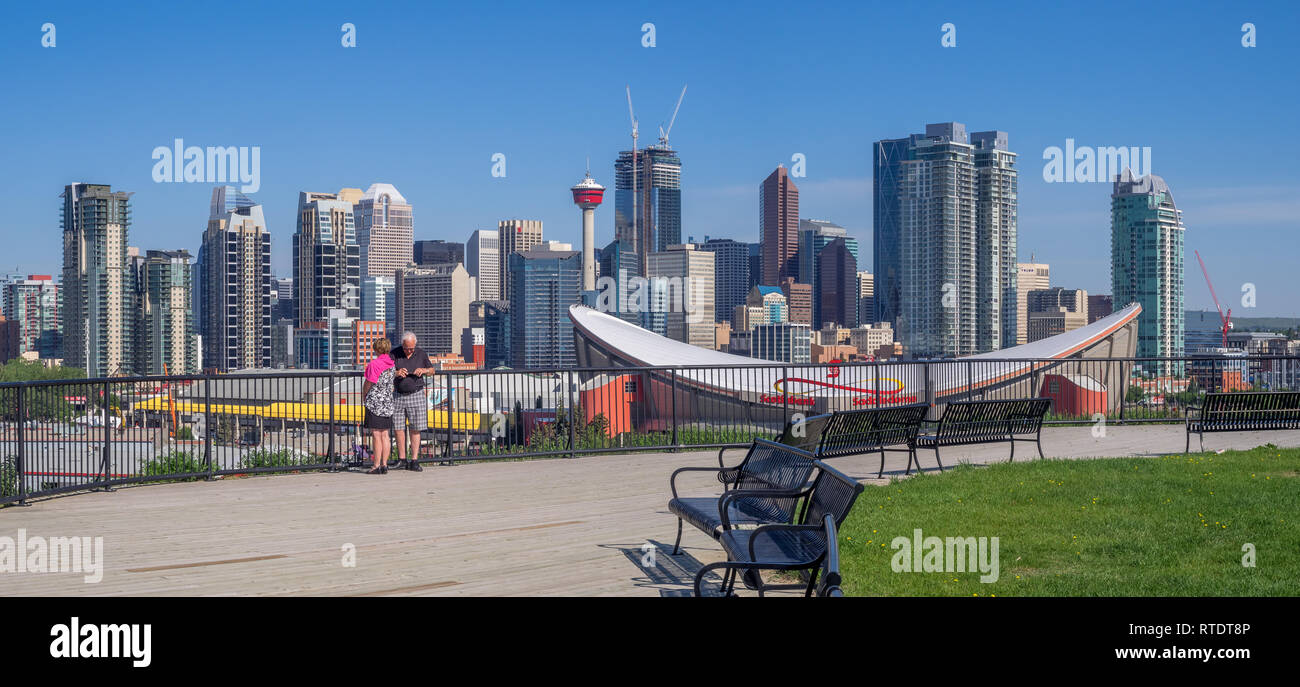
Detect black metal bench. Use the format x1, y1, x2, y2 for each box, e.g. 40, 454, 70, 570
817, 403, 929, 478
1185, 391, 1300, 452
716, 404, 929, 479
914, 398, 1051, 472
693, 459, 864, 597
668, 439, 817, 556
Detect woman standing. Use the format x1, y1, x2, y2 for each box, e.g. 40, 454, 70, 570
361, 338, 396, 474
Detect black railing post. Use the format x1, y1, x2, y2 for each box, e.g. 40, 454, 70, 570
16, 384, 26, 505
100, 379, 113, 491
670, 369, 678, 448
445, 372, 454, 463
328, 372, 337, 470
782, 366, 790, 426
204, 375, 214, 479
966, 360, 974, 401
566, 370, 576, 459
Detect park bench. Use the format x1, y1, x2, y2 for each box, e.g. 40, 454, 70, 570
668, 439, 817, 555
914, 398, 1052, 473
716, 403, 929, 480
1185, 391, 1300, 452
693, 460, 864, 597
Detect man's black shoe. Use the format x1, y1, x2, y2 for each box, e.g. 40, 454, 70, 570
388, 458, 407, 469
407, 459, 423, 472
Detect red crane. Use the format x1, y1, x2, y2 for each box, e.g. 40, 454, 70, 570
1194, 250, 1231, 348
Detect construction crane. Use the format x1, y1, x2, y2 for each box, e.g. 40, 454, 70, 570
626, 85, 639, 258
1194, 250, 1232, 348
657, 85, 687, 148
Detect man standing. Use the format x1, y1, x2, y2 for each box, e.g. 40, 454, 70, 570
389, 331, 434, 471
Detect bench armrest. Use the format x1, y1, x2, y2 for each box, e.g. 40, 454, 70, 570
670, 466, 726, 499
718, 487, 811, 530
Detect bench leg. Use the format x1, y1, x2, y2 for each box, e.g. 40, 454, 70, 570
878, 448, 886, 479
671, 518, 683, 555
1185, 429, 1190, 454
932, 446, 944, 472
1199, 431, 1205, 453
804, 568, 820, 597
1036, 436, 1045, 460
1009, 437, 1015, 463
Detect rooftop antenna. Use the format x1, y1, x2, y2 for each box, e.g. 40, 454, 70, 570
626, 85, 639, 261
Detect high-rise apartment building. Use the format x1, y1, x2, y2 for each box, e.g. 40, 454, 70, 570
498, 219, 543, 300
135, 249, 197, 374
1015, 262, 1050, 345
815, 238, 858, 329
1087, 294, 1113, 324
614, 146, 682, 275
2, 275, 61, 359
482, 300, 511, 369
881, 123, 1017, 357
647, 243, 716, 349
466, 230, 500, 301
796, 219, 859, 287
760, 166, 799, 285
61, 183, 134, 376
752, 322, 811, 363
395, 263, 471, 356
293, 190, 360, 326
354, 183, 413, 283
1111, 170, 1184, 366
202, 187, 272, 371
509, 246, 582, 368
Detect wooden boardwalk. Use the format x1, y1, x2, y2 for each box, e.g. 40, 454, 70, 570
3, 424, 1298, 596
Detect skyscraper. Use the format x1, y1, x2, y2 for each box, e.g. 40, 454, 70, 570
61, 183, 134, 376
395, 264, 471, 356
647, 244, 716, 349
361, 276, 396, 334
1016, 262, 1050, 345
498, 219, 543, 300
856, 271, 874, 328
815, 238, 858, 329
135, 249, 197, 374
797, 219, 860, 326
293, 190, 360, 326
413, 239, 463, 268
614, 146, 682, 275
466, 229, 500, 301
202, 187, 272, 371
354, 183, 413, 283
509, 246, 582, 368
760, 166, 799, 286
2, 275, 61, 359
1111, 170, 1184, 367
699, 237, 750, 325
597, 239, 640, 324
882, 123, 1018, 358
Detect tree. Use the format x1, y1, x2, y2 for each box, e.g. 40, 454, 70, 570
1125, 385, 1146, 404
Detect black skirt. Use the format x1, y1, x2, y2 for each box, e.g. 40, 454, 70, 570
364, 409, 394, 430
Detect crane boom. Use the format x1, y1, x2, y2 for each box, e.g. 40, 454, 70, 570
1194, 250, 1232, 347
659, 85, 687, 147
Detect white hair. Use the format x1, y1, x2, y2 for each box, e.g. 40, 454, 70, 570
401, 331, 417, 344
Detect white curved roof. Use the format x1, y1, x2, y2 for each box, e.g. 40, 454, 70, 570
569, 303, 1141, 398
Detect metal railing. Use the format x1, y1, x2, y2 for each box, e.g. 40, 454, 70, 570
2, 355, 1297, 505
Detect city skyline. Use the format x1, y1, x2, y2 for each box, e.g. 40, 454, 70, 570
1, 3, 1297, 316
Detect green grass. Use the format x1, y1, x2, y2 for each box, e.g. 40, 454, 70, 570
839, 444, 1300, 596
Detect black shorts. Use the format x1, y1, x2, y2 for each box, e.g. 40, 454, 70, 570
364, 410, 393, 431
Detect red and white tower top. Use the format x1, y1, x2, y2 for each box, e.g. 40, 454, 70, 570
571, 170, 605, 209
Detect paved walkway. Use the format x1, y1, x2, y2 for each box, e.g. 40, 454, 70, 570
3, 424, 1297, 596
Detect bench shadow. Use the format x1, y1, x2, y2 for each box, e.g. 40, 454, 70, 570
597, 539, 726, 597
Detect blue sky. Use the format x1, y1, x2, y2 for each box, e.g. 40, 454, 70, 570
2, 1, 1297, 315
